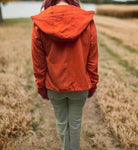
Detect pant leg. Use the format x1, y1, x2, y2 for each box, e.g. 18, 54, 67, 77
68, 90, 88, 150
47, 89, 70, 150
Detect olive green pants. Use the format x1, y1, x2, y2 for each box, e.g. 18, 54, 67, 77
47, 89, 88, 150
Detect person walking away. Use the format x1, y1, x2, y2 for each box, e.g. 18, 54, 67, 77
31, 0, 99, 149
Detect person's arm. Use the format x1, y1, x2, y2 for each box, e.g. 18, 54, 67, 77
87, 20, 99, 97
31, 23, 48, 97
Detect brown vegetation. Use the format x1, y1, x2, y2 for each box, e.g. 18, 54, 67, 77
0, 19, 33, 149
0, 15, 138, 149
94, 15, 138, 51
96, 4, 138, 18
95, 14, 138, 149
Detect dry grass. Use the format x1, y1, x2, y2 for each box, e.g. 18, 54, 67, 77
98, 33, 138, 73
94, 15, 138, 51
0, 19, 33, 149
94, 18, 138, 149
0, 16, 138, 150
0, 74, 32, 147
96, 41, 138, 149
96, 4, 138, 18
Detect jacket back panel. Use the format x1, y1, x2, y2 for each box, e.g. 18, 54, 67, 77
40, 23, 92, 92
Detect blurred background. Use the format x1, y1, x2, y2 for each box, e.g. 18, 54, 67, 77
0, 0, 138, 19
0, 0, 138, 150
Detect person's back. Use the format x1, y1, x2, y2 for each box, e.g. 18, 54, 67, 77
31, 0, 99, 149
31, 1, 99, 97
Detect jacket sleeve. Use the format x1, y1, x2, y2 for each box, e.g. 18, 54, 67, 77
31, 23, 47, 96
87, 20, 99, 94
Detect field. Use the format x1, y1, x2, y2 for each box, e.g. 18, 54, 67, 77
0, 13, 138, 150
96, 4, 138, 18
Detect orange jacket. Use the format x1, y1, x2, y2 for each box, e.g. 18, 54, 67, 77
31, 4, 99, 97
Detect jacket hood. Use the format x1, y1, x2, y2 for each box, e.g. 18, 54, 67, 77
31, 4, 95, 41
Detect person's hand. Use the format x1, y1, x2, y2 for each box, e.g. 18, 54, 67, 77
88, 92, 94, 98
41, 94, 49, 101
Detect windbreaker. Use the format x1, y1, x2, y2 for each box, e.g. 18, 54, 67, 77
30, 4, 99, 97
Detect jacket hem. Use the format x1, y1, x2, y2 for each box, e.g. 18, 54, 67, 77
45, 84, 92, 93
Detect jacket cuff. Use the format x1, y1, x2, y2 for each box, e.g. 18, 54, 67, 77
89, 84, 97, 93
38, 88, 47, 97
